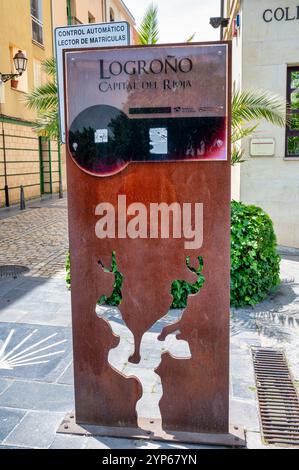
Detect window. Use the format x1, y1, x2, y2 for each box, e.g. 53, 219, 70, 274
33, 59, 44, 88
31, 0, 43, 45
286, 66, 299, 157
88, 12, 95, 24
110, 7, 115, 22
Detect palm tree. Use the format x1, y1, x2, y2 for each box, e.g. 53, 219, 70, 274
26, 3, 287, 160
25, 57, 59, 140
137, 3, 195, 44
231, 90, 287, 164
137, 3, 159, 45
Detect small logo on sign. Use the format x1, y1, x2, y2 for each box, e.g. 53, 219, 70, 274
173, 106, 196, 113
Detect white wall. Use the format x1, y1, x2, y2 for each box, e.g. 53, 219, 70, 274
230, 2, 243, 202
238, 0, 299, 247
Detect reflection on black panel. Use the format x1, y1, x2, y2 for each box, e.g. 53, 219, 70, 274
69, 105, 226, 176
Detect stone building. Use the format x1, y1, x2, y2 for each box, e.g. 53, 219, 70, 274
0, 0, 135, 207
223, 0, 299, 248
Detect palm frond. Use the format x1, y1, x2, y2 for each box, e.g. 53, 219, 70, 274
186, 32, 196, 42
231, 124, 257, 144
42, 57, 57, 78
137, 3, 159, 45
25, 82, 58, 112
231, 90, 287, 165
232, 90, 287, 128
232, 146, 246, 165
32, 109, 59, 140
25, 57, 59, 139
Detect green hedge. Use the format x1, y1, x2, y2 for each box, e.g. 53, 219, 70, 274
66, 201, 280, 309
231, 200, 280, 307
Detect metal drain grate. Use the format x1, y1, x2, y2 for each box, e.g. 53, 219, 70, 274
252, 348, 299, 446
0, 265, 29, 279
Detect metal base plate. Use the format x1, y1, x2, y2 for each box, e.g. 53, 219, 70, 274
57, 413, 246, 448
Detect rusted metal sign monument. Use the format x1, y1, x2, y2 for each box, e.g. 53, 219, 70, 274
59, 41, 245, 446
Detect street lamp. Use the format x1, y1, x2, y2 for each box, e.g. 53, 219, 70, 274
0, 50, 28, 83
209, 17, 230, 29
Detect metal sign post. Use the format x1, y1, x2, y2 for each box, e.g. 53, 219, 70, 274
55, 21, 130, 143
58, 42, 245, 447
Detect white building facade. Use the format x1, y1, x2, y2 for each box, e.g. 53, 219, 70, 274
224, 0, 299, 248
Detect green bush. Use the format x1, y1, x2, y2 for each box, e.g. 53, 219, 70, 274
231, 200, 280, 307
66, 251, 71, 290
170, 256, 205, 309
97, 251, 123, 306
66, 252, 204, 309
66, 201, 281, 309
66, 251, 123, 306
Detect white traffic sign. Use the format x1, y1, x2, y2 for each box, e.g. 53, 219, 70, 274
55, 21, 130, 142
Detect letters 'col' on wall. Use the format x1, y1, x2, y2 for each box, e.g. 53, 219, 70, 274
63, 42, 234, 442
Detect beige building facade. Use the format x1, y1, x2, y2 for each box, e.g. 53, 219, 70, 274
52, 0, 135, 32
0, 0, 59, 207
224, 0, 299, 248
0, 0, 135, 207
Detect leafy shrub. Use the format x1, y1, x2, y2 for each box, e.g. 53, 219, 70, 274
66, 251, 122, 306
66, 251, 71, 290
170, 256, 205, 309
97, 251, 123, 306
231, 200, 280, 307
66, 252, 204, 309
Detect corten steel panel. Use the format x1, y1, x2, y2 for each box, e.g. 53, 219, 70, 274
64, 42, 231, 433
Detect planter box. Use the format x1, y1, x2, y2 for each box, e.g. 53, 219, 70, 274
11, 80, 19, 89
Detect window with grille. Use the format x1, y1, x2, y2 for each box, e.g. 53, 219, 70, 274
286, 67, 299, 157
31, 0, 43, 46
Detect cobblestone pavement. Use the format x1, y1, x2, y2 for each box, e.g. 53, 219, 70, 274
0, 198, 68, 278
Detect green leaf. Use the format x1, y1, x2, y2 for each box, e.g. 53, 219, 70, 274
230, 200, 280, 307
25, 82, 58, 112
232, 89, 287, 129
137, 3, 159, 45
186, 32, 196, 43
42, 57, 57, 78
25, 57, 59, 140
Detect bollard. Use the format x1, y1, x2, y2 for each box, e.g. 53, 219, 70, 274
4, 185, 9, 207
59, 178, 63, 199
20, 185, 26, 210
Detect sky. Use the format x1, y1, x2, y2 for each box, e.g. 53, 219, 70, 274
124, 0, 221, 43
